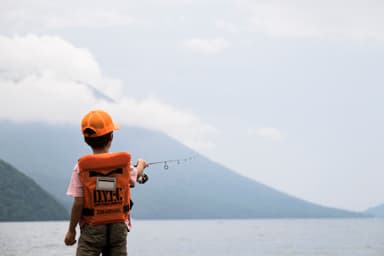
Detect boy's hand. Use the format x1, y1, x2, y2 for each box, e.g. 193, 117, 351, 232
64, 230, 77, 246
136, 159, 148, 177
136, 159, 148, 168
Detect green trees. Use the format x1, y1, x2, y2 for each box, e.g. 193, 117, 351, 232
0, 160, 68, 221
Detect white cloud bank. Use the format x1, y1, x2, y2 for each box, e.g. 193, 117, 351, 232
0, 35, 216, 151
243, 0, 384, 40
2, 0, 384, 42
0, 1, 136, 33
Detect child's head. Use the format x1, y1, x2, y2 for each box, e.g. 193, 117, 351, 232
81, 110, 119, 150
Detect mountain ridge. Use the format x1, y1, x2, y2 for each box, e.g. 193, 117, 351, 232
0, 121, 367, 219
365, 203, 384, 217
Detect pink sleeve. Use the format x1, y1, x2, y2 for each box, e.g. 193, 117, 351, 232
127, 166, 137, 230
130, 165, 138, 187
66, 164, 84, 197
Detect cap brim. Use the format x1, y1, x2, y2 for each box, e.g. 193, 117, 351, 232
113, 122, 120, 131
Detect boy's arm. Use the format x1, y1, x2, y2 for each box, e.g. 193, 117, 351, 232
64, 197, 84, 246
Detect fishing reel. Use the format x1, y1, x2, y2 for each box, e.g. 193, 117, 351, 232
134, 162, 149, 184
137, 173, 149, 184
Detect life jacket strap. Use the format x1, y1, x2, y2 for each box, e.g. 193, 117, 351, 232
82, 204, 130, 216
89, 168, 123, 177
82, 208, 94, 216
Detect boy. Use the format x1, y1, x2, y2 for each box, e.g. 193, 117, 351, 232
64, 109, 147, 255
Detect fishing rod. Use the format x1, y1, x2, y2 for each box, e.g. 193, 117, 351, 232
75, 81, 198, 184
136, 155, 197, 184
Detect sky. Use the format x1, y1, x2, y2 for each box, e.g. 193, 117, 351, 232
1, 0, 383, 211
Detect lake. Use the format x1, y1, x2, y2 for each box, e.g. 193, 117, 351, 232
0, 219, 383, 255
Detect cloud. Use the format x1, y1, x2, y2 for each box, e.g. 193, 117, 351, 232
242, 0, 384, 40
46, 9, 136, 29
0, 1, 136, 33
182, 38, 231, 55
247, 127, 283, 141
3, 0, 383, 41
0, 35, 216, 151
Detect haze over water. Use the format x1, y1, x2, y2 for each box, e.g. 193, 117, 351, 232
1, 219, 383, 256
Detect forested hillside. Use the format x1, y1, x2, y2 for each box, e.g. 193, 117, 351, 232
0, 159, 68, 221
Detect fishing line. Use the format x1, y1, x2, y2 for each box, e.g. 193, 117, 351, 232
147, 155, 197, 169
136, 155, 197, 184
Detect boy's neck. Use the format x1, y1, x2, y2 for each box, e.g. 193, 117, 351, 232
92, 148, 110, 154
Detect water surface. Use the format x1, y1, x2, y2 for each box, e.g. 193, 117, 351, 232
0, 219, 383, 256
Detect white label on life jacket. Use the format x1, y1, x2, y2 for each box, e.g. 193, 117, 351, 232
96, 177, 116, 191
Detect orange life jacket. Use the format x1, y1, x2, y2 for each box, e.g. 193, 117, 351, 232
78, 152, 131, 225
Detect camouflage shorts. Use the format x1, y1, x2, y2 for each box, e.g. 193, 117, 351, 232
76, 222, 128, 256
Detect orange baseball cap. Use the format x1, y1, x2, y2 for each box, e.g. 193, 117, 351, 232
81, 110, 119, 137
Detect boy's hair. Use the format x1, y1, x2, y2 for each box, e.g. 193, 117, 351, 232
83, 128, 113, 149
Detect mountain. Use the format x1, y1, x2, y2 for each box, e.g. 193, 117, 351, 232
0, 121, 366, 219
0, 159, 68, 221
365, 204, 384, 217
